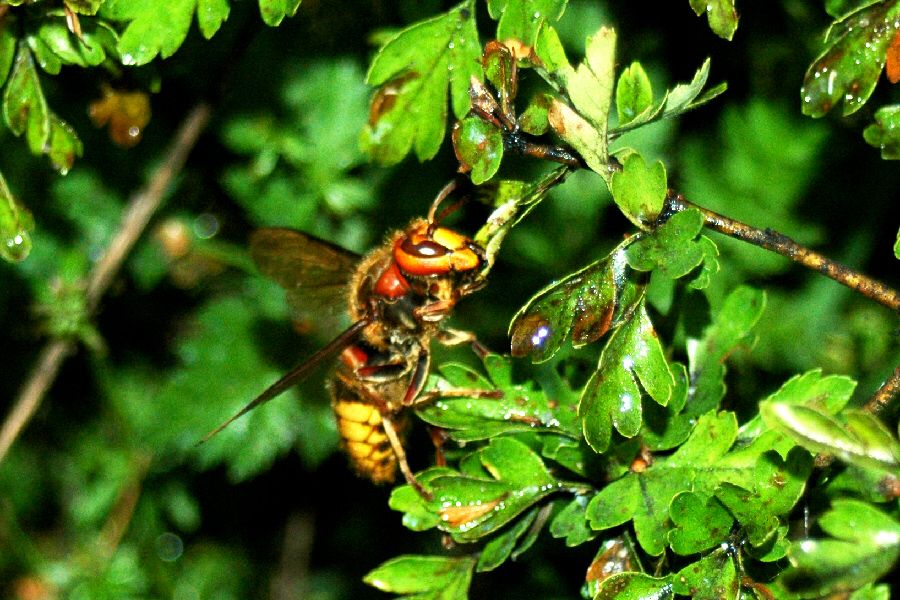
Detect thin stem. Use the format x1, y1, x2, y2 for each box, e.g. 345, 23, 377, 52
0, 103, 211, 466
861, 366, 900, 416
666, 193, 900, 312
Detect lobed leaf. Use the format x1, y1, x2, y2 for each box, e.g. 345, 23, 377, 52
801, 1, 900, 117
549, 494, 594, 546
610, 152, 667, 228
672, 548, 739, 598
667, 492, 733, 555
509, 240, 644, 362
26, 14, 118, 73
863, 104, 900, 160
625, 209, 708, 277
685, 286, 766, 417
362, 1, 482, 164
258, 0, 301, 27
688, 0, 739, 41
595, 572, 675, 599
476, 506, 539, 571
197, 0, 230, 38
580, 300, 674, 453
3, 42, 50, 153
486, 0, 567, 46
452, 116, 504, 184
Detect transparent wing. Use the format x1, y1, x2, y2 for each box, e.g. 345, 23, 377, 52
249, 228, 361, 328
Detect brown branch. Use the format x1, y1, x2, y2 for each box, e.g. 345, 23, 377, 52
861, 365, 900, 416
666, 193, 900, 312
0, 103, 211, 465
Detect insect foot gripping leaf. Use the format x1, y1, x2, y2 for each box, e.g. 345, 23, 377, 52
509, 239, 645, 362
801, 1, 900, 118
361, 0, 483, 165
388, 437, 583, 548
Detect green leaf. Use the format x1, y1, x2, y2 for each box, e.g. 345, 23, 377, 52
616, 61, 653, 125
686, 286, 766, 417
610, 152, 667, 228
46, 112, 84, 175
780, 501, 900, 596
0, 17, 17, 88
486, 0, 567, 46
688, 0, 739, 41
509, 240, 644, 362
801, 1, 900, 117
673, 548, 739, 598
197, 0, 230, 38
364, 555, 475, 599
27, 15, 116, 70
258, 0, 300, 27
0, 171, 34, 263
391, 437, 568, 544
895, 226, 900, 259
3, 42, 50, 153
477, 506, 539, 571
452, 117, 503, 184
65, 0, 103, 15
667, 492, 733, 555
362, 1, 482, 164
761, 404, 900, 473
625, 209, 707, 278
595, 572, 675, 599
580, 300, 674, 452
544, 26, 615, 178
863, 104, 900, 160
640, 363, 694, 451
549, 494, 595, 546
418, 356, 581, 441
609, 58, 726, 137
115, 0, 196, 65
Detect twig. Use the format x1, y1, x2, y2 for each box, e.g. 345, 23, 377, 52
860, 365, 900, 416
0, 103, 211, 465
666, 193, 900, 312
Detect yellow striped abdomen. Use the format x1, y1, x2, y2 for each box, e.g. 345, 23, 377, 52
332, 398, 398, 484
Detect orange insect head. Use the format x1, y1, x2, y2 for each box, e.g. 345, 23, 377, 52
393, 223, 481, 276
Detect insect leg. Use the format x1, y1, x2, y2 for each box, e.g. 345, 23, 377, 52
381, 414, 433, 500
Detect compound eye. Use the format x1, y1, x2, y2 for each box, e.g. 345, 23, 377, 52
400, 238, 449, 259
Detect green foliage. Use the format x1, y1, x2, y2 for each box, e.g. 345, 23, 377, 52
1, 1, 898, 599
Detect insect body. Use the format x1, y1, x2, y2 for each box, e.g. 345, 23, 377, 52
204, 185, 487, 494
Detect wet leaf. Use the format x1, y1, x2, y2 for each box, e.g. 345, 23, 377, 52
595, 572, 675, 599
509, 241, 644, 362
3, 42, 50, 154
197, 0, 230, 38
487, 0, 567, 46
761, 404, 900, 473
46, 112, 83, 174
688, 0, 739, 41
364, 555, 475, 599
88, 85, 152, 148
714, 447, 812, 547
673, 548, 739, 599
625, 209, 707, 277
863, 103, 900, 160
667, 492, 733, 555
801, 1, 900, 117
477, 505, 539, 571
640, 363, 694, 451
549, 494, 594, 546
580, 300, 674, 452
109, 0, 195, 65
0, 171, 34, 263
257, 0, 300, 27
616, 61, 653, 125
780, 501, 900, 596
418, 355, 580, 441
390, 437, 568, 543
610, 152, 667, 228
586, 412, 734, 556
686, 286, 766, 417
27, 14, 117, 71
451, 116, 503, 184
361, 1, 482, 164
584, 537, 643, 597
518, 93, 551, 134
